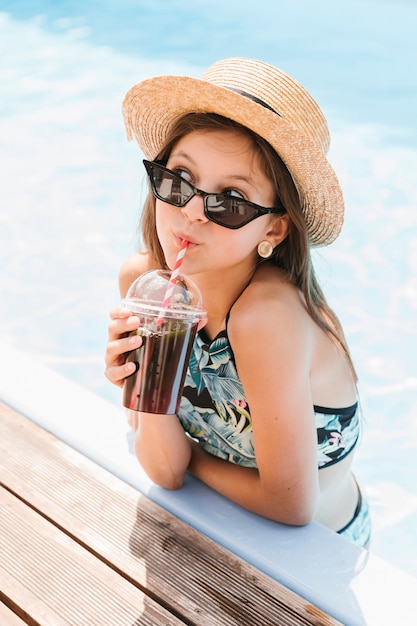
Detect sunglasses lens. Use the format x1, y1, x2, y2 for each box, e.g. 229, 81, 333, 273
151, 167, 193, 206
205, 195, 256, 227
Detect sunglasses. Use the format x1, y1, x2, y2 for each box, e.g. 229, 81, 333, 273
143, 160, 285, 229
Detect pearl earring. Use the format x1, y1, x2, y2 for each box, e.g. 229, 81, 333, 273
257, 241, 273, 258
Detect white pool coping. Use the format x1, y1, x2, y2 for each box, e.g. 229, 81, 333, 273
1, 338, 416, 625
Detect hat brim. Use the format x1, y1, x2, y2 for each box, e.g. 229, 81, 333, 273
122, 75, 344, 246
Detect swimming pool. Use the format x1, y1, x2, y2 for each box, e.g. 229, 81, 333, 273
1, 0, 416, 579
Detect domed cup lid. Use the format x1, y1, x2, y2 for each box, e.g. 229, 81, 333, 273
123, 269, 206, 321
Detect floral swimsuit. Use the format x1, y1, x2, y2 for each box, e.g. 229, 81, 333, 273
177, 327, 371, 548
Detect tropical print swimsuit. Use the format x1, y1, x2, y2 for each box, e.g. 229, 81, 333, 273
177, 327, 371, 548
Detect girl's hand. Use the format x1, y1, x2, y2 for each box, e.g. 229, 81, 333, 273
104, 307, 142, 387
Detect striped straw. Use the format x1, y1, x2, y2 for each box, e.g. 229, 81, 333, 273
156, 239, 189, 327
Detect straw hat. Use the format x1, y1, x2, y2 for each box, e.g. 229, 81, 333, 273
122, 58, 344, 246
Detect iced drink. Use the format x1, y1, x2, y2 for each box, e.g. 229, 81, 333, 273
122, 270, 205, 414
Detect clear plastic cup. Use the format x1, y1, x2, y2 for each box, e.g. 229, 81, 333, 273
122, 269, 206, 414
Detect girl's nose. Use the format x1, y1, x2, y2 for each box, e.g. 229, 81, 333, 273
180, 194, 209, 224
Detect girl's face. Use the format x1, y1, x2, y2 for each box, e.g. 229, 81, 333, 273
155, 128, 280, 277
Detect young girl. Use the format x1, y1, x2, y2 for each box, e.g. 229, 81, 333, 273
105, 58, 371, 548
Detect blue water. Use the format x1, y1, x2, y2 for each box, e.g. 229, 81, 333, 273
1, 0, 416, 578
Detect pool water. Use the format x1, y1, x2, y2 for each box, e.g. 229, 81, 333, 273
1, 0, 416, 578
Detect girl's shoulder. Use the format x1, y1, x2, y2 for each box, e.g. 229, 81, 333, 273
228, 263, 311, 347
119, 249, 161, 297
233, 264, 304, 321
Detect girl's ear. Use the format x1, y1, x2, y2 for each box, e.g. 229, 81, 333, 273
266, 214, 290, 248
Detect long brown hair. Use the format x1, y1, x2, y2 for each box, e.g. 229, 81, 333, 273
139, 112, 357, 379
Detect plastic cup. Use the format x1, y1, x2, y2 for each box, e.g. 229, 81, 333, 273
122, 269, 206, 414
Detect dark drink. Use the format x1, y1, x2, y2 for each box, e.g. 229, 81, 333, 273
121, 269, 205, 414
123, 320, 198, 413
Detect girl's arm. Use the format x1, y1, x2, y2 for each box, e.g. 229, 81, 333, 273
133, 413, 192, 489
105, 250, 191, 488
188, 281, 321, 526
105, 305, 192, 488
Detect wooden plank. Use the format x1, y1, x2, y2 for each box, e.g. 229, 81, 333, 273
0, 401, 343, 626
1, 565, 72, 626
0, 601, 28, 626
0, 487, 186, 626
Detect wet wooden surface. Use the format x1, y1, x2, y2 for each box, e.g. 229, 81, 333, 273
0, 400, 343, 625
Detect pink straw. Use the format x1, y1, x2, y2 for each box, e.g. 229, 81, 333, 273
156, 239, 189, 327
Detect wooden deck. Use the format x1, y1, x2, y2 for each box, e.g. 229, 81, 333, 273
0, 400, 345, 625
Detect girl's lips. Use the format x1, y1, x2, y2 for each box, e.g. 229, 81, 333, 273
175, 233, 198, 246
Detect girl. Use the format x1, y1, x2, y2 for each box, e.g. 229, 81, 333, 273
105, 58, 371, 548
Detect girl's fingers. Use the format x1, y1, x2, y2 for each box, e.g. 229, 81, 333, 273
105, 333, 142, 363
105, 334, 142, 369
104, 361, 137, 387
108, 311, 140, 340
105, 312, 142, 387
109, 305, 135, 318
104, 336, 140, 386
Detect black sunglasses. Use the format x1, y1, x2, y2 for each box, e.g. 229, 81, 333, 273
143, 160, 286, 229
